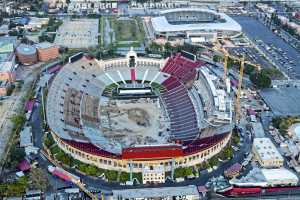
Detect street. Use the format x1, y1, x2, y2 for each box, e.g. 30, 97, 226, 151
233, 16, 300, 79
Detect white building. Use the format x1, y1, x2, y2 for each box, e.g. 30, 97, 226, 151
252, 138, 284, 168
25, 17, 49, 31
150, 8, 242, 43
142, 165, 165, 184
230, 167, 299, 187
112, 185, 200, 200
261, 168, 299, 186
68, 0, 118, 14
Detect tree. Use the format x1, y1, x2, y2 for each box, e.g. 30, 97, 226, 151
86, 165, 98, 176
6, 145, 25, 168
119, 172, 129, 183
185, 167, 193, 177
44, 134, 55, 148
208, 156, 219, 167
11, 114, 26, 130
249, 70, 271, 89
29, 168, 49, 192
105, 170, 118, 181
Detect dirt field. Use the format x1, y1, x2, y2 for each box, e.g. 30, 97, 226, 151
100, 98, 169, 147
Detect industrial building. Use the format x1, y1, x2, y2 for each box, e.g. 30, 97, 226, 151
230, 167, 299, 187
252, 138, 284, 168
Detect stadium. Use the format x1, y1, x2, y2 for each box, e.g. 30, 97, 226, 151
46, 49, 233, 174
150, 8, 242, 43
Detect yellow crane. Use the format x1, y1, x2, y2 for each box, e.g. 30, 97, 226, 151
220, 48, 261, 123
236, 56, 245, 123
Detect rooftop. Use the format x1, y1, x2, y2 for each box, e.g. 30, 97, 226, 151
112, 185, 199, 199
261, 168, 298, 182
253, 138, 283, 162
0, 36, 17, 54
20, 126, 33, 147
230, 167, 298, 187
151, 8, 242, 33
35, 42, 57, 49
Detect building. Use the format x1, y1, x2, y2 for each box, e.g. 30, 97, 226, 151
230, 167, 298, 187
262, 168, 298, 186
35, 42, 59, 62
16, 44, 37, 65
142, 165, 165, 184
288, 123, 300, 141
252, 138, 284, 168
68, 0, 118, 14
112, 185, 200, 200
46, 50, 233, 175
251, 122, 265, 138
0, 36, 17, 82
45, 0, 67, 9
150, 8, 242, 43
25, 17, 49, 31
0, 80, 10, 96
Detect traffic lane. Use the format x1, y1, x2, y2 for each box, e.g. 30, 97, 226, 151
233, 16, 300, 75
29, 99, 70, 192
228, 47, 273, 69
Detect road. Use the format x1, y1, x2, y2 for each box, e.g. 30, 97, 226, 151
233, 16, 300, 79
0, 66, 42, 168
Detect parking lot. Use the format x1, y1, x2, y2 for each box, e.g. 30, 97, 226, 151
233, 16, 300, 79
228, 47, 273, 69
54, 19, 99, 49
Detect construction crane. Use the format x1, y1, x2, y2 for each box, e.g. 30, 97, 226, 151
219, 47, 260, 123
236, 56, 245, 123
201, 41, 261, 122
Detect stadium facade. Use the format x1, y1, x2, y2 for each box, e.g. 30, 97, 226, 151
46, 49, 233, 174
150, 8, 242, 43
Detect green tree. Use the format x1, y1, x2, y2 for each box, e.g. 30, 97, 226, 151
209, 156, 219, 167
44, 134, 55, 148
7, 145, 25, 168
250, 70, 271, 89
119, 172, 129, 183
105, 170, 118, 181
185, 167, 193, 177
11, 114, 26, 130
29, 168, 49, 192
86, 165, 98, 176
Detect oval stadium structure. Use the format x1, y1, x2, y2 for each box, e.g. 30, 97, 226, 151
46, 49, 233, 173
150, 8, 242, 42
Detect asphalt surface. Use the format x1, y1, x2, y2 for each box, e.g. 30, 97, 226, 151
232, 16, 300, 79
227, 47, 273, 69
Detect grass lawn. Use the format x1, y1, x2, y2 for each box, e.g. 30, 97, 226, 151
110, 17, 145, 47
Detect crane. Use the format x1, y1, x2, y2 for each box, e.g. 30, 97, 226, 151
219, 47, 260, 123
236, 56, 245, 123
